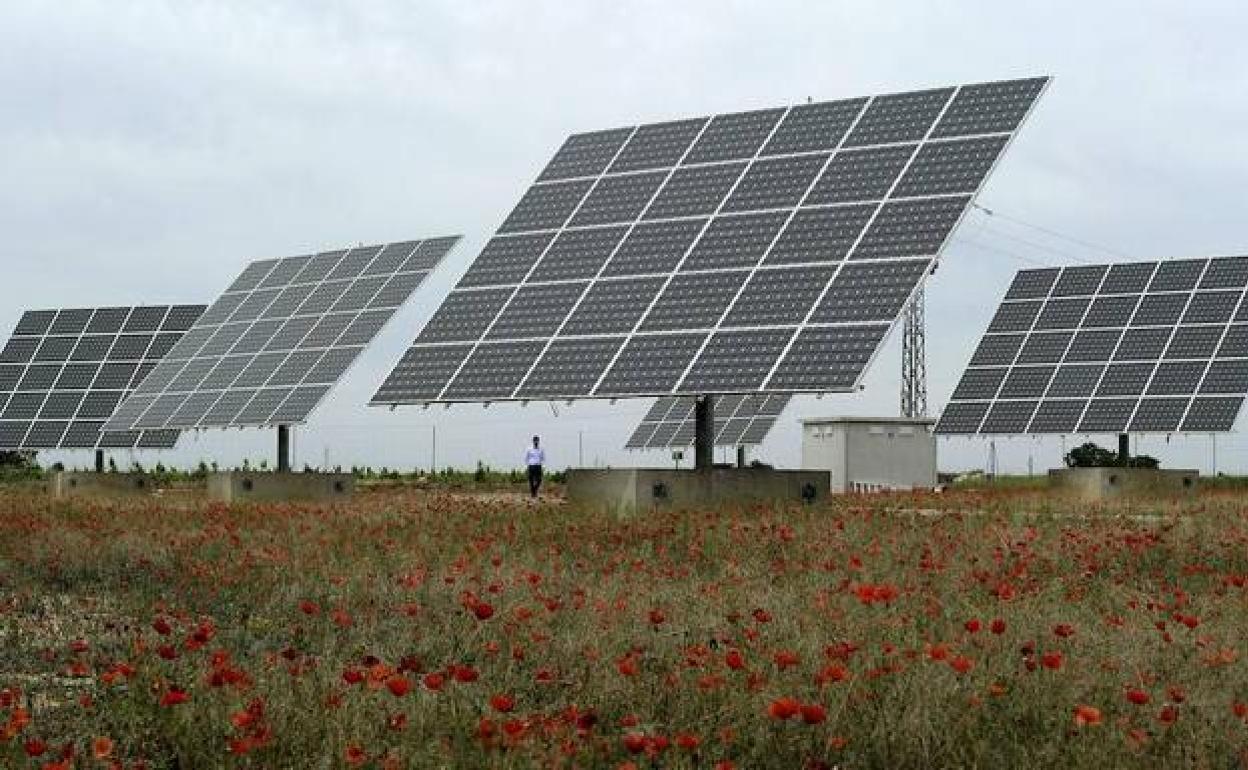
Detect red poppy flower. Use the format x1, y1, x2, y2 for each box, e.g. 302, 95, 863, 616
472, 602, 494, 621
964, 618, 982, 634
623, 733, 648, 754
725, 649, 746, 670
773, 650, 800, 670
767, 697, 801, 720
1040, 651, 1063, 670
1073, 704, 1102, 727
299, 600, 320, 616
489, 693, 515, 713
648, 609, 666, 625
422, 672, 444, 691
344, 743, 366, 766
990, 618, 1006, 635
160, 687, 189, 706
91, 736, 114, 760
385, 675, 412, 697
800, 703, 827, 724
152, 617, 172, 636
949, 655, 974, 674
1125, 688, 1150, 705
23, 739, 48, 757
1053, 623, 1076, 639
675, 732, 701, 750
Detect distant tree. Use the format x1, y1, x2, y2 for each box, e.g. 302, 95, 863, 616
0, 451, 35, 469
1064, 442, 1160, 469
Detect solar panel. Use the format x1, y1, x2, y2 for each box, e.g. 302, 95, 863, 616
625, 394, 792, 449
374, 77, 1048, 405
937, 257, 1248, 435
105, 237, 459, 431
0, 305, 207, 450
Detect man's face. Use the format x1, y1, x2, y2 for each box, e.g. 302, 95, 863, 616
533, 438, 539, 447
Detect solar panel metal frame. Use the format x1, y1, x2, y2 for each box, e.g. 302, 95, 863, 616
104, 238, 460, 431
374, 77, 1050, 405
0, 305, 207, 450
625, 393, 792, 449
937, 257, 1248, 435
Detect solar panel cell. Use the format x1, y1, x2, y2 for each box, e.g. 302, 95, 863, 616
761, 98, 865, 156
643, 162, 745, 220
765, 204, 874, 266
932, 77, 1047, 137
725, 265, 837, 327
539, 127, 634, 181
498, 179, 594, 234
723, 153, 828, 212
681, 329, 793, 391
683, 211, 789, 271
601, 219, 705, 277
642, 271, 749, 331
893, 135, 1008, 197
610, 118, 707, 173
518, 337, 625, 397
571, 171, 667, 226
684, 108, 785, 164
846, 87, 953, 146
598, 333, 706, 395
562, 277, 665, 335
807, 144, 914, 205
852, 196, 969, 260
530, 226, 629, 282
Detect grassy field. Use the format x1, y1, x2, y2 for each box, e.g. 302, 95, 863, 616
1, 484, 1247, 768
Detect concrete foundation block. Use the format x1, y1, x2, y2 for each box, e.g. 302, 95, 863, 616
206, 472, 354, 503
50, 472, 156, 499
566, 467, 829, 512
1048, 467, 1198, 500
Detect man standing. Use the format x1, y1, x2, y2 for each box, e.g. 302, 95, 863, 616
525, 435, 546, 499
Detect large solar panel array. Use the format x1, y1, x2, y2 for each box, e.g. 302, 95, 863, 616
625, 393, 791, 449
937, 258, 1248, 435
373, 77, 1049, 405
0, 305, 206, 450
105, 238, 459, 431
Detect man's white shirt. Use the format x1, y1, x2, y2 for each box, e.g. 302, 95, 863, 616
525, 447, 546, 466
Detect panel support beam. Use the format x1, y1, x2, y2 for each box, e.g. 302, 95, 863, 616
277, 425, 291, 473
95, 450, 105, 474
1118, 433, 1129, 464
694, 396, 715, 471
736, 445, 746, 468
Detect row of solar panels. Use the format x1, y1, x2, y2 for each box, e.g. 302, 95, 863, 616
10, 75, 1238, 454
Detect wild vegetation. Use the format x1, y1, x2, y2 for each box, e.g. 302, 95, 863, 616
1, 486, 1247, 768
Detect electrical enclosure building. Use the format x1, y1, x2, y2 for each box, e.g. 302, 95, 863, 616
801, 415, 936, 492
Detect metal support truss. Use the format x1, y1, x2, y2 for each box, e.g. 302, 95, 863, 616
901, 284, 928, 419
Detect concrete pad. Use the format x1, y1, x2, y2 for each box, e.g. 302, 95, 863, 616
1048, 467, 1198, 500
50, 472, 156, 499
206, 472, 354, 504
566, 467, 829, 512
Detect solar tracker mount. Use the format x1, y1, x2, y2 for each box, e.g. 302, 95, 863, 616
373, 76, 1050, 411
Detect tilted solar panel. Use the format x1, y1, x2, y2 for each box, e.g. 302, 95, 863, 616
374, 77, 1049, 405
624, 393, 792, 449
105, 238, 460, 431
0, 305, 206, 449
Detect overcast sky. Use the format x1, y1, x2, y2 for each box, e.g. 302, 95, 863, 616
4, 1, 1248, 475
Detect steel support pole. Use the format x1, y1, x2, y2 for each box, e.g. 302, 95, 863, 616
277, 425, 291, 473
1117, 433, 1130, 464
95, 450, 105, 474
736, 445, 746, 468
694, 396, 715, 471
